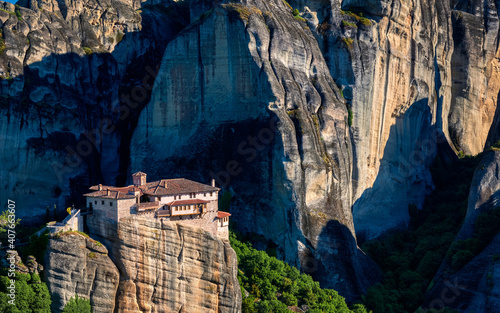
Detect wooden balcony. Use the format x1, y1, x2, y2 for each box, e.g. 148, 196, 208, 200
156, 209, 171, 218
134, 201, 160, 211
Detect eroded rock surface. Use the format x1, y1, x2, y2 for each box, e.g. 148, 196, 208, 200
44, 232, 119, 313
423, 150, 500, 312
87, 214, 242, 313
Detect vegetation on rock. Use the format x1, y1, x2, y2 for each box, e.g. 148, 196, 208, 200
361, 154, 482, 313
0, 271, 51, 313
230, 232, 369, 313
62, 294, 92, 313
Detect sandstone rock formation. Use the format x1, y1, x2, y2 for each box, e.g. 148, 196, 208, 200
0, 0, 187, 223
289, 0, 500, 239
5, 0, 500, 304
87, 213, 242, 313
44, 232, 120, 313
130, 0, 380, 299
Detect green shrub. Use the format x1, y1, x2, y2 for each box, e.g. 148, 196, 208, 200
347, 105, 353, 126
222, 3, 261, 21
14, 9, 22, 21
292, 9, 299, 16
362, 153, 482, 313
342, 20, 357, 27
341, 10, 371, 26
62, 294, 91, 313
0, 30, 5, 54
82, 47, 92, 55
0, 271, 51, 313
230, 231, 366, 313
20, 230, 50, 264
342, 37, 354, 48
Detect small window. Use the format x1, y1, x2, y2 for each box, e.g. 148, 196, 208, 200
110, 202, 113, 206
174, 195, 176, 200
95, 200, 97, 204
179, 195, 181, 199
210, 192, 213, 197
204, 193, 206, 197
102, 200, 104, 205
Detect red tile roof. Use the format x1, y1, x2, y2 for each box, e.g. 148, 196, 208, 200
164, 199, 209, 206
87, 177, 219, 199
140, 178, 219, 196
217, 211, 231, 219
83, 189, 136, 199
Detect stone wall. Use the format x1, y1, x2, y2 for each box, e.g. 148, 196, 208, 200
162, 210, 219, 237
47, 210, 83, 233
217, 225, 229, 241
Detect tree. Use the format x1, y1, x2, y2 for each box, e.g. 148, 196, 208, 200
62, 294, 92, 313
0, 272, 50, 313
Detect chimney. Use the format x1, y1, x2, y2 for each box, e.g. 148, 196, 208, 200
98, 184, 102, 191
161, 180, 167, 188
211, 179, 216, 187
107, 189, 110, 196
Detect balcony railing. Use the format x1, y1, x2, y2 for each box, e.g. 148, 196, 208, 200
156, 209, 171, 218
134, 201, 160, 211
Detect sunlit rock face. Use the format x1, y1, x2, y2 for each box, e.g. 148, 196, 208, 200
87, 214, 242, 313
294, 0, 500, 240
0, 0, 187, 222
45, 233, 120, 313
130, 0, 380, 300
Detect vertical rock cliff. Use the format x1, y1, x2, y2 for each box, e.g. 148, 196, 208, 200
292, 0, 500, 239
44, 232, 120, 313
422, 150, 500, 312
130, 0, 380, 299
0, 0, 187, 222
86, 213, 242, 313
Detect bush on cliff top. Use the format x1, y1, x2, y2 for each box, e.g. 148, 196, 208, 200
230, 231, 369, 313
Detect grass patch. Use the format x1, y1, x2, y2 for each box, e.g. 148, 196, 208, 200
88, 252, 97, 258
82, 47, 92, 55
342, 37, 354, 48
342, 20, 357, 27
0, 8, 15, 15
222, 3, 261, 21
54, 230, 90, 239
347, 105, 353, 126
14, 7, 22, 21
0, 29, 5, 54
341, 10, 371, 26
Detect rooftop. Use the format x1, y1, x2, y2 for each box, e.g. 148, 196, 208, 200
217, 211, 231, 219
87, 176, 219, 199
165, 199, 209, 206
83, 189, 136, 199
140, 178, 219, 196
